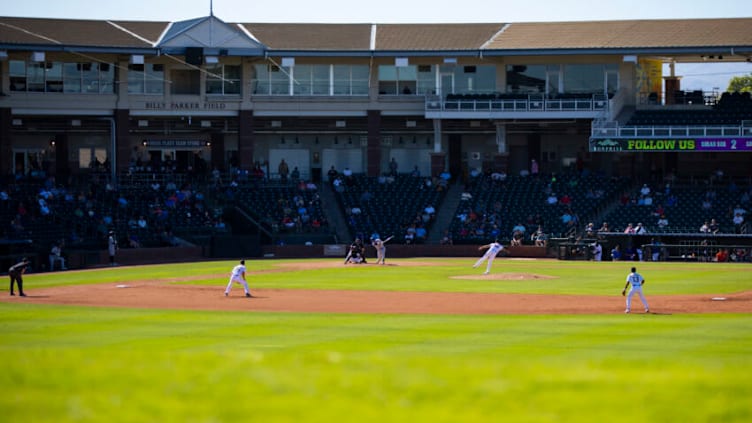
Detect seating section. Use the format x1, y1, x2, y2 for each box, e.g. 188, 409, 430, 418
448, 173, 629, 244
234, 184, 327, 234
599, 182, 751, 234
627, 91, 752, 126
335, 175, 445, 243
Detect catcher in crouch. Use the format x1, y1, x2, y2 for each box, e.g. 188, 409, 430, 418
344, 238, 367, 264
371, 235, 394, 265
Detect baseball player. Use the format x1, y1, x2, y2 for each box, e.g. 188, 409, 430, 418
225, 259, 252, 297
107, 231, 118, 266
8, 257, 31, 297
371, 235, 394, 265
622, 266, 649, 314
473, 240, 505, 275
344, 238, 366, 264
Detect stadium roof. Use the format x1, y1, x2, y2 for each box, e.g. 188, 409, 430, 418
1, 16, 751, 60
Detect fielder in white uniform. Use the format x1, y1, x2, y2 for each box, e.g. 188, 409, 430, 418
473, 241, 505, 275
372, 235, 394, 265
622, 266, 649, 313
225, 259, 252, 297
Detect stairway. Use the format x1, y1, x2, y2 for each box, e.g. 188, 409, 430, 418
319, 182, 350, 244
426, 181, 464, 244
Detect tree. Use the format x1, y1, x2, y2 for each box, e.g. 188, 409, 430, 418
727, 73, 752, 93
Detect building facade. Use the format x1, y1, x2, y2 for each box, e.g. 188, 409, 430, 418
1, 15, 751, 184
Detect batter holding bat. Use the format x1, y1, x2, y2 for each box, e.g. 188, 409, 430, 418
372, 235, 394, 265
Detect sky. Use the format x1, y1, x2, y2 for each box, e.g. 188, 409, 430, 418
2, 0, 750, 90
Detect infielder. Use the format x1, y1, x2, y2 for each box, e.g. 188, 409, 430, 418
622, 266, 649, 313
371, 235, 394, 265
8, 257, 30, 297
473, 240, 505, 275
225, 259, 252, 297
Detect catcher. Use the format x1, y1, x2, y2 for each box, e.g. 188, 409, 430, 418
344, 238, 367, 264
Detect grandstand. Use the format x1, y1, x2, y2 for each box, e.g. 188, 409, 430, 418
1, 15, 751, 266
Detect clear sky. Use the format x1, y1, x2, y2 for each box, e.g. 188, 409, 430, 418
2, 0, 750, 90
1, 0, 749, 23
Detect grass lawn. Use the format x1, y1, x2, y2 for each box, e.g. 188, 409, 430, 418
1, 259, 750, 422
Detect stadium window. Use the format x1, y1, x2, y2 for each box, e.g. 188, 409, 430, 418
171, 69, 201, 95
206, 64, 241, 96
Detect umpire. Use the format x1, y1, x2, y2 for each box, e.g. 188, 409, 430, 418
9, 257, 31, 297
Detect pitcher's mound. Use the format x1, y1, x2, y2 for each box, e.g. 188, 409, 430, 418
452, 273, 556, 281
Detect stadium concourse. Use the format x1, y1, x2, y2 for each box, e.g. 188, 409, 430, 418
0, 14, 751, 268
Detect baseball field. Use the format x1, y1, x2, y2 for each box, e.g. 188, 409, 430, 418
1, 257, 750, 422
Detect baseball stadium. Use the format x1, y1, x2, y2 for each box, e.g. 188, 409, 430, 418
1, 9, 751, 422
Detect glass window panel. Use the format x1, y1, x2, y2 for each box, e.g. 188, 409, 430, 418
128, 64, 145, 94
205, 64, 223, 94
293, 65, 312, 95
171, 69, 200, 95
63, 63, 81, 93
378, 65, 397, 81
99, 63, 114, 93
473, 66, 496, 93
506, 64, 545, 93
416, 64, 436, 95
563, 64, 603, 94
45, 62, 63, 92
270, 66, 290, 95
27, 63, 45, 92
252, 64, 269, 95
397, 65, 417, 81
9, 60, 25, 76
146, 64, 164, 94
312, 65, 329, 95
9, 61, 26, 91
81, 63, 99, 93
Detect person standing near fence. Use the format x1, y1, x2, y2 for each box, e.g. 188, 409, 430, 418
622, 266, 650, 314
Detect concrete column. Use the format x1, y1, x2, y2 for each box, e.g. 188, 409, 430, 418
495, 123, 508, 154
367, 110, 381, 176
432, 119, 442, 153
238, 110, 254, 170
0, 108, 11, 176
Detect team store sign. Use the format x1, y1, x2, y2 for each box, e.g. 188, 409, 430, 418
590, 137, 752, 152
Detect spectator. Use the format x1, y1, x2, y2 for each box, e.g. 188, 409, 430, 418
699, 221, 711, 233
327, 166, 338, 182
708, 219, 720, 234
634, 222, 647, 235
624, 223, 635, 234
657, 215, 669, 229
278, 159, 289, 183
733, 213, 744, 233
611, 244, 622, 261
389, 157, 398, 176
715, 248, 729, 262
439, 229, 453, 245
49, 241, 67, 271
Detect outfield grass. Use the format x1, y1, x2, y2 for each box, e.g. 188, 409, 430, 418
1, 259, 750, 422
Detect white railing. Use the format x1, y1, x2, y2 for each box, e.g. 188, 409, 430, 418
591, 123, 748, 139
426, 94, 609, 113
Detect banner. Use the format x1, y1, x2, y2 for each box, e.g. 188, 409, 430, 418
590, 137, 752, 152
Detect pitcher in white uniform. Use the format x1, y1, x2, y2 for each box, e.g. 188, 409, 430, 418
473, 240, 505, 275
622, 266, 649, 313
225, 259, 252, 297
